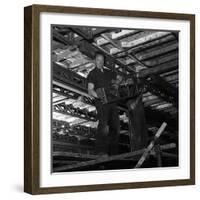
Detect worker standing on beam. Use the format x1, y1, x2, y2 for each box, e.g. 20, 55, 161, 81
87, 52, 120, 156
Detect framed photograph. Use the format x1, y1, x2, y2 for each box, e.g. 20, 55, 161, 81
24, 4, 195, 194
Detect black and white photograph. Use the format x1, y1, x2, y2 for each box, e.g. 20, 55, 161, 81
51, 25, 179, 173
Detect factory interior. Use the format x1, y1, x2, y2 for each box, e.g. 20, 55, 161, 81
51, 25, 179, 172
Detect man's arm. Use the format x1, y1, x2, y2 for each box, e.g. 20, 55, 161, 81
88, 82, 98, 98
111, 74, 123, 90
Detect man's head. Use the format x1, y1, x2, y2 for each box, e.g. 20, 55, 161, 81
95, 53, 105, 70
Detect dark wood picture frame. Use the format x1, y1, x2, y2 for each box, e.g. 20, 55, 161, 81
24, 4, 195, 194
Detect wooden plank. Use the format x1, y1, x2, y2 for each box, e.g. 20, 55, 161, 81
160, 107, 177, 113
53, 140, 94, 150
53, 160, 79, 165
135, 122, 167, 168
136, 41, 178, 60
110, 30, 140, 40
138, 60, 178, 78
53, 151, 98, 159
144, 99, 162, 107
143, 96, 158, 103
160, 69, 178, 77
150, 102, 169, 108
164, 74, 178, 82
54, 143, 176, 172
120, 31, 170, 48
141, 52, 178, 67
